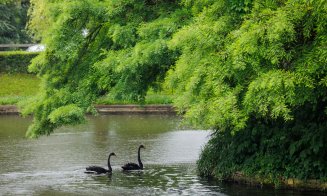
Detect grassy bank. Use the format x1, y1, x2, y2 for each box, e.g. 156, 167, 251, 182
96, 91, 173, 105
0, 73, 40, 105
0, 74, 173, 105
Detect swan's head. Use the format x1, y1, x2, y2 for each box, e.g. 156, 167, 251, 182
139, 145, 145, 149
110, 152, 116, 156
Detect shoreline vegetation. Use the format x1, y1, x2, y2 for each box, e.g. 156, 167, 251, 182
225, 172, 327, 191
1, 73, 327, 191
1, 0, 327, 192
1, 72, 326, 191
0, 73, 176, 114
1, 104, 326, 191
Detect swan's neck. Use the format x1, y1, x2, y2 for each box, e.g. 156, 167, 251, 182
108, 154, 112, 172
138, 147, 143, 169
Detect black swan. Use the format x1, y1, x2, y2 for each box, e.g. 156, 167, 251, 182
122, 145, 145, 170
85, 152, 116, 174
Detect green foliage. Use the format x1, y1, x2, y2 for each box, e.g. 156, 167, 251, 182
244, 70, 298, 121
0, 0, 32, 44
0, 51, 39, 73
182, 0, 327, 182
96, 89, 173, 105
197, 118, 327, 183
48, 104, 85, 125
24, 0, 187, 137
0, 96, 24, 105
25, 0, 327, 182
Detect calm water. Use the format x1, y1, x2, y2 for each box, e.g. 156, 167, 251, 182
0, 115, 325, 196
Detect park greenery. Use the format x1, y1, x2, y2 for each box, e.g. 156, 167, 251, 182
0, 0, 31, 44
0, 73, 39, 105
21, 0, 327, 185
0, 51, 39, 73
0, 73, 172, 105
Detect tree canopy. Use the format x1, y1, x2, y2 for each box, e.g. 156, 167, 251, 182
24, 0, 327, 182
0, 0, 31, 44
23, 0, 188, 137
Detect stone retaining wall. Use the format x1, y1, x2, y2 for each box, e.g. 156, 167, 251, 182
0, 104, 176, 115
0, 105, 19, 115
95, 104, 176, 114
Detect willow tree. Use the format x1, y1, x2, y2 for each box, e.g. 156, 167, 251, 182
25, 0, 327, 183
23, 0, 189, 137
168, 0, 327, 182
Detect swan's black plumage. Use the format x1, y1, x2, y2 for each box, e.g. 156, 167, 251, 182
85, 152, 116, 174
122, 145, 145, 170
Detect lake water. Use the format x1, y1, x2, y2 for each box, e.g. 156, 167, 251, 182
0, 115, 325, 195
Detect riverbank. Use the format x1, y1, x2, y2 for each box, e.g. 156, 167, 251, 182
2, 105, 327, 192
0, 104, 176, 115
226, 172, 327, 191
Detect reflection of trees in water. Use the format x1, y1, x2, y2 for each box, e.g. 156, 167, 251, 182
94, 115, 180, 135
91, 115, 111, 145
84, 115, 205, 168
83, 114, 179, 166
0, 116, 31, 137
200, 178, 327, 196
88, 114, 180, 147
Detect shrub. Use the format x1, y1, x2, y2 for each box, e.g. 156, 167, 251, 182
0, 51, 39, 73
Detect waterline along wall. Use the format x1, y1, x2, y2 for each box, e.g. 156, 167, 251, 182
0, 105, 176, 115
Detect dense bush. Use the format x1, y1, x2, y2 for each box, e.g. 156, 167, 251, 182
198, 116, 327, 184
0, 51, 39, 73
